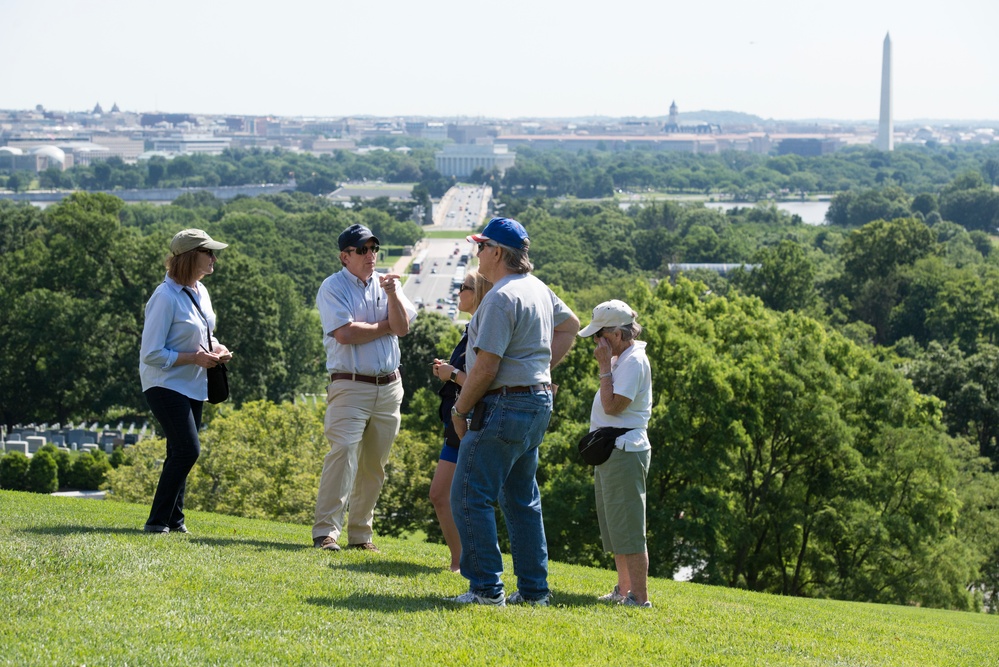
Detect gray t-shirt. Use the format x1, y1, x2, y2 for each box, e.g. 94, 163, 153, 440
466, 273, 573, 388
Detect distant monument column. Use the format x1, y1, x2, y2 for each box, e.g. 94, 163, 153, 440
875, 32, 893, 151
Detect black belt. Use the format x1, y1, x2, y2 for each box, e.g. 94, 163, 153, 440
330, 369, 400, 385
484, 383, 551, 396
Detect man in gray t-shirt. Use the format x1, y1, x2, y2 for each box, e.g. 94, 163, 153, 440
446, 217, 579, 606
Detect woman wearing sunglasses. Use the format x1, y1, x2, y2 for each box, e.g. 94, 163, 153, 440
430, 269, 492, 571
139, 228, 233, 535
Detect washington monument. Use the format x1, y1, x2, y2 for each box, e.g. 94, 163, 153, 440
876, 32, 893, 151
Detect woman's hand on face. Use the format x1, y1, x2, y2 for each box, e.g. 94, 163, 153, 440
594, 337, 613, 366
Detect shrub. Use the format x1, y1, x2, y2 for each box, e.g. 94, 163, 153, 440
26, 451, 59, 494
69, 450, 113, 490
102, 438, 164, 502
0, 451, 30, 491
38, 443, 72, 489
109, 446, 129, 469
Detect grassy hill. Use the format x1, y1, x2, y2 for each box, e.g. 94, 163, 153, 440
1, 491, 995, 666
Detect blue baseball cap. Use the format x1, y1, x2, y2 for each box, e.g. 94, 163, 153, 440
338, 224, 380, 251
467, 217, 529, 249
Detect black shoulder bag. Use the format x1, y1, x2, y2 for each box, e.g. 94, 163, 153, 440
182, 288, 230, 404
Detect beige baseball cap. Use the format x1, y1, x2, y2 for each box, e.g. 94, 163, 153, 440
170, 228, 228, 255
578, 299, 637, 337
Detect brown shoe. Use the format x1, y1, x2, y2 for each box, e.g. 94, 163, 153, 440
313, 536, 340, 551
346, 542, 380, 552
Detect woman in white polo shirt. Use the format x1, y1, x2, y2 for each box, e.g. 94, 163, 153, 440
578, 300, 653, 608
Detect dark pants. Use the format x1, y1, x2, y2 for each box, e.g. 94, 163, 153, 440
144, 386, 203, 530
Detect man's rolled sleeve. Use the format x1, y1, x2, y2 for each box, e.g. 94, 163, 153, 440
317, 280, 354, 334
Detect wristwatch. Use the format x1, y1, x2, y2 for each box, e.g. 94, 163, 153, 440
451, 405, 469, 419
449, 369, 458, 382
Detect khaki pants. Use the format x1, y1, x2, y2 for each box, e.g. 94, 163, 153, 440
312, 378, 403, 544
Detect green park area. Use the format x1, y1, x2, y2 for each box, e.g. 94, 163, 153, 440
2, 491, 995, 666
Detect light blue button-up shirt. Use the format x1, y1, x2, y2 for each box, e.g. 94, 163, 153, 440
317, 268, 417, 376
139, 275, 218, 400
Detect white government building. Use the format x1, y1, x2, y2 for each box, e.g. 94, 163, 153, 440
435, 141, 516, 179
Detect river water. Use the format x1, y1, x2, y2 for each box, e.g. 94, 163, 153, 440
620, 200, 831, 226
704, 201, 830, 225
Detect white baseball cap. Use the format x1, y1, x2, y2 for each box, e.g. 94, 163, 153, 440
578, 299, 637, 337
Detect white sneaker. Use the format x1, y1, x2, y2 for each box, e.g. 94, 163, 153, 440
507, 591, 551, 606
598, 585, 627, 603
448, 590, 506, 606
622, 592, 652, 608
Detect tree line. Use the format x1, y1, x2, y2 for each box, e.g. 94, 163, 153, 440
3, 140, 998, 206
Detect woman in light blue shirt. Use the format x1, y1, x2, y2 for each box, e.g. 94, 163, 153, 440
139, 228, 232, 534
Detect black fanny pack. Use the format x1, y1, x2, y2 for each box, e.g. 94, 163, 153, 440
577, 427, 632, 466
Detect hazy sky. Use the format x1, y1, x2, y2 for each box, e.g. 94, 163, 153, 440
2, 0, 996, 122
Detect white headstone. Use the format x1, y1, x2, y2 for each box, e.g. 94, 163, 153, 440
5, 440, 29, 455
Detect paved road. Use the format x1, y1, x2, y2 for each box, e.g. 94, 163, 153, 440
400, 237, 476, 319
434, 184, 491, 229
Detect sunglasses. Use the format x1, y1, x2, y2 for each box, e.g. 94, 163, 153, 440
349, 244, 380, 256
459, 283, 474, 293
196, 248, 216, 257
476, 241, 497, 253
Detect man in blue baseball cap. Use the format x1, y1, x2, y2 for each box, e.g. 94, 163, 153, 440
447, 217, 579, 606
467, 217, 529, 250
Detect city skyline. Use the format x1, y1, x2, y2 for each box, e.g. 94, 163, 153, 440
2, 0, 997, 122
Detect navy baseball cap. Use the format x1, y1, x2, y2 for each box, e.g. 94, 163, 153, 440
338, 224, 380, 251
467, 217, 529, 249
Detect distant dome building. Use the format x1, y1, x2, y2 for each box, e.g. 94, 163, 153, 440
1, 145, 67, 172
0, 146, 25, 170
31, 145, 66, 166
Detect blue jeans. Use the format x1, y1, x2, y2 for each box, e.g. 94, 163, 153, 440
450, 389, 553, 599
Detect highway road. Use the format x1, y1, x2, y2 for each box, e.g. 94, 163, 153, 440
400, 184, 491, 320
434, 184, 491, 229
401, 236, 477, 319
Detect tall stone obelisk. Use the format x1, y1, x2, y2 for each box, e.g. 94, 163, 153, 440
875, 32, 893, 151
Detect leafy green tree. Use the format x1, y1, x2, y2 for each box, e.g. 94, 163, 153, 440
939, 188, 999, 232
734, 240, 817, 313
102, 439, 163, 502
398, 311, 460, 412
985, 158, 999, 188
833, 216, 937, 344
182, 401, 328, 523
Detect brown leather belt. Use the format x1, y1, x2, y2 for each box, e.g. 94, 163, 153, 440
484, 383, 551, 396
329, 369, 401, 385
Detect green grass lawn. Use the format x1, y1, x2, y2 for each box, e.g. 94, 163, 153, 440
426, 229, 477, 239
2, 491, 995, 666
